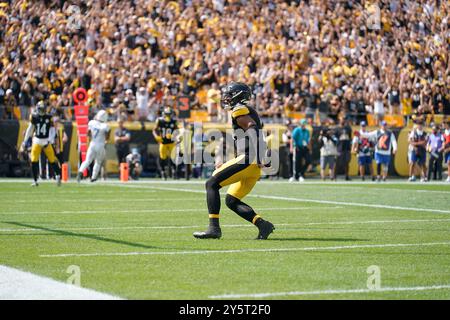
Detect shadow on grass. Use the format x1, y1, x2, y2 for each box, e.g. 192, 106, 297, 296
3, 221, 159, 250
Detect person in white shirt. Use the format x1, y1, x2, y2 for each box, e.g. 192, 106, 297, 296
135, 87, 149, 121
318, 127, 338, 180
77, 110, 111, 182
360, 120, 397, 181
372, 90, 385, 125
351, 121, 375, 181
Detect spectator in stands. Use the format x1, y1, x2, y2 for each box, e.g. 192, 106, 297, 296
3, 89, 15, 119
336, 117, 352, 181
0, 0, 448, 124
114, 117, 131, 164
371, 90, 386, 126
408, 121, 428, 182
427, 124, 445, 181
318, 126, 338, 181
433, 83, 450, 115
290, 119, 310, 182
207, 83, 222, 122
123, 89, 136, 121
136, 87, 149, 121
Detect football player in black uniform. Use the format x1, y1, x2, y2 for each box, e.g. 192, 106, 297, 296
153, 107, 178, 179
21, 101, 61, 186
193, 82, 275, 240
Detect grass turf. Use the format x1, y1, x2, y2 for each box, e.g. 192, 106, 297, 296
0, 179, 449, 299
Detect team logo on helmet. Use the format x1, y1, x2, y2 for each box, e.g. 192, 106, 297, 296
221, 82, 252, 110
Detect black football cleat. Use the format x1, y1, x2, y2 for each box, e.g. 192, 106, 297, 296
31, 181, 39, 187
193, 227, 222, 239
76, 172, 83, 183
255, 220, 275, 240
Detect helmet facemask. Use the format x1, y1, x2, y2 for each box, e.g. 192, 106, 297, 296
36, 102, 46, 115
221, 83, 252, 110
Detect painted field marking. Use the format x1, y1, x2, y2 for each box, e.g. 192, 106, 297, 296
2, 197, 201, 203
0, 206, 340, 216
1, 218, 449, 233
209, 284, 450, 299
39, 241, 450, 258
0, 265, 122, 300
138, 185, 450, 214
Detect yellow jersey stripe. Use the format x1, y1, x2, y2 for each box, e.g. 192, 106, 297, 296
231, 107, 250, 118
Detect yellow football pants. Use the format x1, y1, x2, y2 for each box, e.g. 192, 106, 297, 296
212, 154, 261, 200
159, 143, 175, 160
31, 143, 57, 163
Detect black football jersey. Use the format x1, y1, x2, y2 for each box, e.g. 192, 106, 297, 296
156, 117, 178, 144
31, 113, 53, 139
230, 105, 265, 163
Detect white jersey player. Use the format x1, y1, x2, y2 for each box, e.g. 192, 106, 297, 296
77, 110, 110, 182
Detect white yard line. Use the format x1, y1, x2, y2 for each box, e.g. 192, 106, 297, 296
0, 265, 122, 300
1, 197, 200, 203
1, 218, 449, 233
277, 184, 450, 195
0, 206, 340, 216
209, 284, 450, 299
39, 241, 450, 258
134, 185, 450, 214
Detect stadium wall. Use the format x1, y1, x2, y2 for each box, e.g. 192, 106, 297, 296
1, 120, 413, 177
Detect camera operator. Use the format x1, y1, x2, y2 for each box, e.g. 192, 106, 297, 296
126, 148, 142, 180
318, 125, 338, 181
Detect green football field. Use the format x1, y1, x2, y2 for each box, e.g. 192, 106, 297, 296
0, 179, 449, 299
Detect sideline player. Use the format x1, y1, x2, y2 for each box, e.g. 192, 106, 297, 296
21, 101, 61, 187
77, 110, 110, 182
153, 107, 178, 179
193, 82, 274, 240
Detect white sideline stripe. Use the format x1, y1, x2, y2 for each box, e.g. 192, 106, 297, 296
0, 265, 122, 300
39, 241, 450, 258
0, 190, 148, 195
209, 284, 450, 299
0, 206, 340, 216
3, 178, 450, 185
2, 197, 201, 203
2, 218, 449, 233
142, 186, 450, 214
283, 184, 450, 195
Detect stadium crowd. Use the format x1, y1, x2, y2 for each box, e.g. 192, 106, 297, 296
0, 0, 449, 124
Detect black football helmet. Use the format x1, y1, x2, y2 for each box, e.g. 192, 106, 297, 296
221, 82, 252, 109
163, 107, 173, 117
36, 101, 46, 115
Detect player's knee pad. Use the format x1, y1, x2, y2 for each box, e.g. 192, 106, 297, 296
205, 176, 220, 191
225, 194, 240, 210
